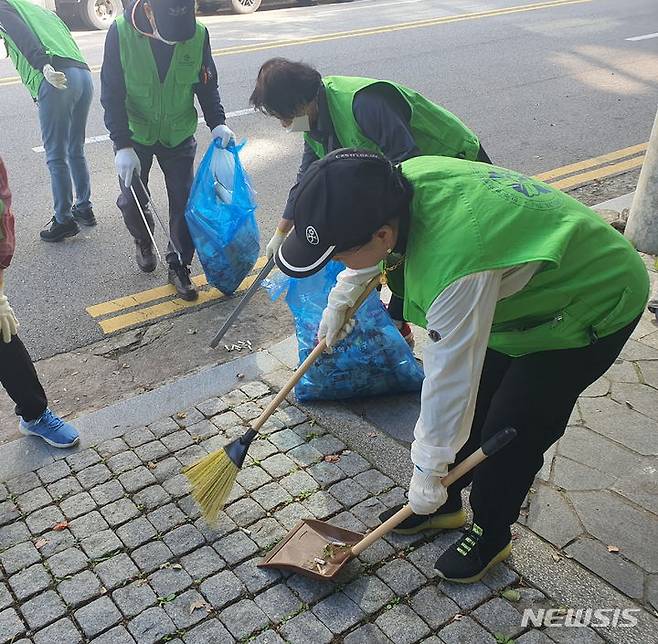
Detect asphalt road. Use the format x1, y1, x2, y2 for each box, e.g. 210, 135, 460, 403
1, 0, 657, 360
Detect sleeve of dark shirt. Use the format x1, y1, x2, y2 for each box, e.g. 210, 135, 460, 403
352, 85, 421, 164
282, 140, 320, 220
194, 28, 225, 131
100, 22, 133, 150
0, 1, 50, 71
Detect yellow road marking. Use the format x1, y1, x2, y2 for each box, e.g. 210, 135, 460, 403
0, 0, 591, 88
547, 155, 645, 190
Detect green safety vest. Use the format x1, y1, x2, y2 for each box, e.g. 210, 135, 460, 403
116, 15, 204, 148
386, 156, 649, 357
304, 76, 481, 161
0, 0, 85, 99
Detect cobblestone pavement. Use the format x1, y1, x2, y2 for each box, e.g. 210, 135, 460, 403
2, 378, 643, 644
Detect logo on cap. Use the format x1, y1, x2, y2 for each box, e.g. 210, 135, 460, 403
169, 5, 189, 14
306, 226, 320, 245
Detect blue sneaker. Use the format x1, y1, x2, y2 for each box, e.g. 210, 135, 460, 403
19, 409, 80, 448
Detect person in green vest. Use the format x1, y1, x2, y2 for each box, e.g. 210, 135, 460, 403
100, 0, 235, 300
0, 0, 95, 241
250, 58, 491, 347
274, 148, 649, 583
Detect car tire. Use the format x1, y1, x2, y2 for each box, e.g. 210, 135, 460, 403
231, 0, 262, 14
80, 0, 122, 30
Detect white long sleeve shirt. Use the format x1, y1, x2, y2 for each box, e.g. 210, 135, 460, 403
410, 262, 541, 475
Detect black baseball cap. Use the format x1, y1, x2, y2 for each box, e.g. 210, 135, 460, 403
146, 0, 196, 42
276, 149, 409, 278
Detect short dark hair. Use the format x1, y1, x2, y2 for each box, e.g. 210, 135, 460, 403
249, 58, 322, 120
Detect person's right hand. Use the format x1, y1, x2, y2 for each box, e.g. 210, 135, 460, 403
266, 228, 286, 260
115, 148, 141, 189
42, 64, 67, 90
0, 294, 19, 343
318, 306, 356, 351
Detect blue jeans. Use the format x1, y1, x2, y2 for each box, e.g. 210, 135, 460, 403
37, 67, 93, 223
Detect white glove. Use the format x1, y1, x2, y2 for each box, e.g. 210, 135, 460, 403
42, 64, 67, 90
115, 148, 141, 188
0, 294, 19, 343
266, 228, 286, 260
408, 465, 448, 515
317, 265, 380, 349
211, 124, 236, 148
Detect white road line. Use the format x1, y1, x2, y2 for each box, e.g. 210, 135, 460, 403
31, 107, 257, 153
625, 32, 658, 41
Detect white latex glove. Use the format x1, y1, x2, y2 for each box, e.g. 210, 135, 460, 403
317, 265, 380, 349
408, 466, 448, 515
42, 64, 67, 89
0, 294, 19, 343
211, 124, 236, 148
266, 228, 286, 260
115, 148, 141, 189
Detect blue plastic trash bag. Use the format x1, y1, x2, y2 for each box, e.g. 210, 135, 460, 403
265, 261, 424, 402
185, 141, 259, 294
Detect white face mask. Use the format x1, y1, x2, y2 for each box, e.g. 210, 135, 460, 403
146, 14, 177, 45
286, 114, 311, 133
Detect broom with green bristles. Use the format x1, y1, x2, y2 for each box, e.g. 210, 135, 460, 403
185, 273, 384, 523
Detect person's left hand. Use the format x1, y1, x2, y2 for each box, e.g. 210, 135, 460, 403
211, 124, 236, 148
0, 294, 19, 343
408, 466, 448, 515
42, 64, 67, 90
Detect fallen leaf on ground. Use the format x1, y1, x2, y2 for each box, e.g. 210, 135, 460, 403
34, 538, 49, 549
171, 563, 183, 570
189, 599, 210, 615
551, 554, 561, 562
52, 521, 68, 531
501, 589, 521, 602
452, 614, 464, 622
176, 412, 187, 419
324, 454, 341, 463
607, 545, 620, 553
147, 461, 157, 470
367, 432, 378, 438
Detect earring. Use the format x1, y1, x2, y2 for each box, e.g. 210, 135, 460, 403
386, 248, 393, 254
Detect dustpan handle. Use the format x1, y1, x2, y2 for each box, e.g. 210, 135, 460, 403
351, 427, 517, 556
251, 273, 383, 432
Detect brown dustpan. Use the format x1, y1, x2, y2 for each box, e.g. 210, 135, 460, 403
259, 427, 516, 580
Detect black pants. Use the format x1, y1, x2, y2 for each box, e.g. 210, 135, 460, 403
117, 136, 197, 266
0, 335, 47, 422
444, 315, 640, 538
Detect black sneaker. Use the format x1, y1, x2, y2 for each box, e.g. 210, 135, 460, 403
434, 523, 512, 584
168, 263, 198, 301
72, 205, 96, 227
379, 503, 466, 535
135, 239, 157, 273
40, 217, 80, 242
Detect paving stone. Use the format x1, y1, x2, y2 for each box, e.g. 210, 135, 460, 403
376, 558, 426, 596
286, 572, 335, 603
261, 453, 297, 478
89, 480, 125, 507
127, 606, 176, 644
252, 630, 285, 644
174, 408, 206, 428
119, 466, 157, 493
526, 484, 582, 548
210, 410, 242, 432
0, 585, 12, 611
223, 481, 247, 505
187, 420, 217, 442
251, 482, 293, 511
439, 580, 492, 610
344, 575, 395, 614
233, 556, 281, 593
648, 574, 658, 612
33, 617, 82, 644
274, 501, 314, 530
149, 566, 193, 596
409, 586, 460, 630
274, 406, 308, 428
163, 523, 205, 556
288, 443, 324, 467
94, 552, 139, 590
308, 461, 345, 487
176, 445, 208, 469
26, 504, 65, 535
148, 417, 179, 439
351, 497, 388, 528
247, 440, 278, 464
161, 430, 194, 453
58, 570, 102, 607
438, 616, 497, 643
241, 381, 271, 399
354, 469, 394, 495
550, 456, 617, 491
152, 457, 182, 483
472, 597, 524, 639
180, 546, 225, 580
234, 401, 263, 421
268, 429, 304, 452
96, 438, 129, 459
280, 611, 333, 644
613, 463, 658, 515
329, 510, 368, 533
225, 497, 266, 527
378, 486, 407, 508
0, 608, 25, 643
638, 358, 658, 388
16, 487, 52, 514
112, 581, 158, 618
47, 547, 89, 578
280, 470, 319, 499
117, 516, 158, 549
344, 623, 392, 644
21, 590, 66, 630
9, 563, 52, 601
611, 382, 658, 421
335, 452, 370, 477
100, 498, 140, 527
0, 484, 6, 502
328, 479, 370, 508
162, 475, 191, 500
7, 472, 40, 495
313, 591, 365, 635
124, 428, 156, 448
376, 604, 430, 644
183, 618, 234, 643
546, 626, 605, 643
163, 589, 210, 629
77, 464, 112, 489
194, 512, 236, 543
302, 490, 344, 519
69, 510, 109, 540
480, 564, 520, 593
308, 435, 346, 457
254, 584, 303, 623
0, 500, 19, 527
177, 493, 203, 520
516, 631, 554, 644
213, 531, 259, 565
0, 522, 29, 550
196, 397, 229, 418
61, 491, 96, 519
106, 452, 140, 475
66, 449, 101, 473
357, 537, 396, 565
37, 460, 71, 485
132, 485, 169, 512
248, 517, 287, 550
147, 503, 187, 533
134, 440, 169, 463
90, 625, 136, 644
564, 536, 645, 598
81, 529, 123, 560
1, 541, 40, 575
236, 466, 272, 492
220, 598, 270, 639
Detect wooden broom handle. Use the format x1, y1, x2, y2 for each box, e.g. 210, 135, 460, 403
252, 274, 383, 432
